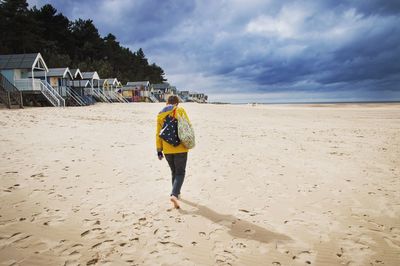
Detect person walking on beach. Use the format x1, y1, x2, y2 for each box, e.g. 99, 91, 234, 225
156, 96, 191, 209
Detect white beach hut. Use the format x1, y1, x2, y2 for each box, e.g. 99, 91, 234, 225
0, 53, 64, 107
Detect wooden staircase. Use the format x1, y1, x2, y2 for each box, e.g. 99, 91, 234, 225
0, 73, 23, 109
149, 93, 159, 103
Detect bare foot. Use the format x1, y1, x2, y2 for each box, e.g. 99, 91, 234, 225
170, 196, 180, 209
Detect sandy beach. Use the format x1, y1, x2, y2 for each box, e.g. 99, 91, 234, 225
0, 103, 399, 265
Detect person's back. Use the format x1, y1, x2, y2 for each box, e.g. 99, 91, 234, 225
156, 106, 190, 154
156, 96, 191, 209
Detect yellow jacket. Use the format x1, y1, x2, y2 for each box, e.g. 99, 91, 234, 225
156, 105, 191, 154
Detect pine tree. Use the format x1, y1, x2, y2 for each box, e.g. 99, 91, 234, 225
0, 0, 41, 53
0, 1, 167, 84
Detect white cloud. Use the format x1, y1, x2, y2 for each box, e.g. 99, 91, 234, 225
245, 2, 312, 39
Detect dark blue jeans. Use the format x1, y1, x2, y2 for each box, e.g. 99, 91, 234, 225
165, 152, 188, 198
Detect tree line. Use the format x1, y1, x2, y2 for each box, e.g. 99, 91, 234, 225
0, 0, 167, 84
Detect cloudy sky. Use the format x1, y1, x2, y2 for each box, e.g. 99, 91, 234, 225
27, 0, 400, 103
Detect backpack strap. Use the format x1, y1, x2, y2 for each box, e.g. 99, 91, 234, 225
172, 107, 177, 119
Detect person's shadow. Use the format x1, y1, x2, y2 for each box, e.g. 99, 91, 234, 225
179, 199, 291, 244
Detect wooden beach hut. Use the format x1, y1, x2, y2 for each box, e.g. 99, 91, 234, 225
82, 71, 98, 94
151, 83, 182, 102
80, 71, 108, 103
28, 67, 85, 106
151, 83, 171, 102
122, 81, 154, 102
167, 86, 179, 101
69, 78, 96, 105
82, 71, 100, 89
178, 90, 190, 102
0, 53, 64, 107
101, 78, 127, 103
28, 67, 72, 97
188, 92, 207, 103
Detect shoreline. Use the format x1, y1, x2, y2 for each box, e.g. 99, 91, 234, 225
211, 101, 400, 106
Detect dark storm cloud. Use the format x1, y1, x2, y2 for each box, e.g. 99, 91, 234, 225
27, 0, 400, 101
29, 0, 196, 42
340, 0, 400, 16
198, 1, 400, 95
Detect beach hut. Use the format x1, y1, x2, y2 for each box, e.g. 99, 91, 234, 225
101, 78, 127, 103
152, 83, 181, 102
98, 78, 112, 102
167, 86, 181, 101
123, 81, 152, 102
81, 71, 106, 103
70, 68, 97, 105
151, 83, 173, 102
188, 92, 207, 103
28, 68, 72, 97
178, 91, 190, 102
28, 67, 86, 106
187, 92, 199, 103
104, 78, 117, 89
82, 71, 99, 101
68, 79, 95, 105
82, 71, 100, 88
0, 53, 64, 107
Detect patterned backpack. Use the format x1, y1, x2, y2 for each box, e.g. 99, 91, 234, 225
159, 109, 180, 146
177, 113, 195, 149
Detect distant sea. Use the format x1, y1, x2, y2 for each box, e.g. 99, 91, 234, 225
219, 100, 400, 105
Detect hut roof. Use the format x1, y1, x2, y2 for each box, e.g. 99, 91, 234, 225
106, 78, 118, 85
82, 71, 100, 80
126, 81, 150, 87
29, 68, 73, 79
70, 68, 83, 79
69, 80, 90, 88
152, 83, 170, 89
0, 53, 48, 71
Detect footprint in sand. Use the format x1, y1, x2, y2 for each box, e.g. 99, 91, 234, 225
30, 173, 45, 180
3, 232, 32, 247
81, 230, 91, 237
292, 250, 314, 264
336, 247, 344, 258
214, 239, 240, 264
91, 241, 103, 249
159, 241, 182, 248
80, 227, 104, 239
235, 242, 246, 249
244, 229, 255, 235
86, 258, 99, 265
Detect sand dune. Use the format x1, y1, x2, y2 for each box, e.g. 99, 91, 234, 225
0, 103, 399, 265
